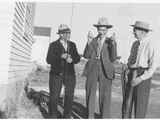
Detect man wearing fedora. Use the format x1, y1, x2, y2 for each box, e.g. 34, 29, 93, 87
83, 17, 117, 118
46, 24, 80, 118
122, 21, 157, 118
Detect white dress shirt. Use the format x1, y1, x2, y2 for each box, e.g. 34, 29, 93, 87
131, 37, 157, 80
60, 39, 68, 51
97, 34, 107, 59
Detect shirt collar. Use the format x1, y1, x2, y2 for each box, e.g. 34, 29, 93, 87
139, 37, 150, 45
60, 39, 67, 44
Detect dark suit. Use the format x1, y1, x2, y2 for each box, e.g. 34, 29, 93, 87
46, 39, 80, 118
83, 36, 117, 118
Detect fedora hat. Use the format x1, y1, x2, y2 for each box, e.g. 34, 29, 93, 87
131, 21, 152, 32
93, 17, 113, 28
57, 24, 71, 34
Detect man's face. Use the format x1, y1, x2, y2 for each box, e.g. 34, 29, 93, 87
97, 26, 108, 36
61, 32, 71, 41
133, 28, 147, 40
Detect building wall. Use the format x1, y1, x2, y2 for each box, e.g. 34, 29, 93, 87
0, 2, 35, 118
9, 2, 35, 83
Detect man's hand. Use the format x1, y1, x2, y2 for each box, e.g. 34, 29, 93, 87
66, 56, 73, 63
131, 77, 143, 87
61, 53, 68, 59
87, 31, 94, 45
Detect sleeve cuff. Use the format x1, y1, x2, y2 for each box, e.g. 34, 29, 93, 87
139, 75, 145, 81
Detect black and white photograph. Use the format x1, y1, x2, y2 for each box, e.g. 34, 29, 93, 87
0, 0, 160, 119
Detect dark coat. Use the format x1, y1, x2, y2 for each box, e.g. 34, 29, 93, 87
83, 36, 117, 80
46, 39, 80, 75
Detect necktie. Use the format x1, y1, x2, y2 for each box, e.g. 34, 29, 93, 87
127, 40, 140, 67
97, 39, 101, 57
97, 37, 103, 58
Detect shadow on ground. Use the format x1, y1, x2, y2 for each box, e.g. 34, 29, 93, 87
25, 86, 101, 119
39, 98, 101, 119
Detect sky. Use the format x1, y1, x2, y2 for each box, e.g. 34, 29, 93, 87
32, 2, 160, 65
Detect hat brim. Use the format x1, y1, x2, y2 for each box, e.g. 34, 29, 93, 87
57, 31, 71, 34
57, 28, 71, 34
93, 24, 113, 28
130, 25, 152, 32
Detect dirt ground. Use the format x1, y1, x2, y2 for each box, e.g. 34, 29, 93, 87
16, 62, 160, 118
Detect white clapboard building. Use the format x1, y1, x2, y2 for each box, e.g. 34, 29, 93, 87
0, 1, 35, 117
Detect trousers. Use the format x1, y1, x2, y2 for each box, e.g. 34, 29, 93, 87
48, 73, 76, 118
122, 68, 151, 118
85, 60, 112, 118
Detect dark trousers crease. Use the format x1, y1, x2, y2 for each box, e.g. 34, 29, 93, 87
49, 73, 76, 118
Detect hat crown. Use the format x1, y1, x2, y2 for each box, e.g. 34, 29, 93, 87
58, 24, 70, 31
57, 24, 71, 34
97, 17, 109, 26
133, 21, 150, 30
93, 17, 113, 28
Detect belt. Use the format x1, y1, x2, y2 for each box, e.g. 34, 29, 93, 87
51, 72, 64, 76
93, 56, 101, 60
128, 67, 149, 77
128, 67, 149, 71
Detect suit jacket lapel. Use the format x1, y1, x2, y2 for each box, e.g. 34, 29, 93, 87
101, 38, 109, 60
58, 39, 66, 53
92, 37, 99, 54
100, 38, 115, 79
